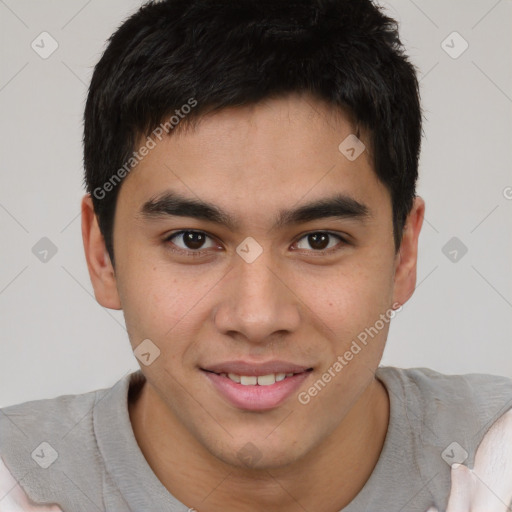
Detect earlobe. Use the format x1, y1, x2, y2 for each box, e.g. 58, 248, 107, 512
392, 196, 425, 307
81, 194, 122, 310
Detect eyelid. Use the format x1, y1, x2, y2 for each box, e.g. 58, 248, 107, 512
164, 229, 221, 256
292, 231, 349, 254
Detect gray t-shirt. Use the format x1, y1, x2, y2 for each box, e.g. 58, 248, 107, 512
1, 367, 511, 511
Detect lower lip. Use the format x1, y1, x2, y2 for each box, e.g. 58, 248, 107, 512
202, 370, 311, 411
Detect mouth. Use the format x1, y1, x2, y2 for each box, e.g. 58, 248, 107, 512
200, 362, 313, 411
202, 369, 313, 386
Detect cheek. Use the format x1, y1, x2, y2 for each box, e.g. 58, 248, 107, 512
303, 257, 394, 338
117, 262, 222, 354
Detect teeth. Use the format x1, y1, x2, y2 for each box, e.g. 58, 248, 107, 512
240, 375, 258, 385
224, 372, 295, 385
257, 374, 276, 386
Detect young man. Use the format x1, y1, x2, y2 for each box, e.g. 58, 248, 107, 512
1, 1, 511, 511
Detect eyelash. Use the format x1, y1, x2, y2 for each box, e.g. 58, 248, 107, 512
163, 230, 349, 257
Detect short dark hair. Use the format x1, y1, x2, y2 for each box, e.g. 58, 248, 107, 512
83, 0, 422, 265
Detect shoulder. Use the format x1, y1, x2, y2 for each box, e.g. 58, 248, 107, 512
0, 384, 109, 469
0, 386, 104, 437
378, 366, 512, 427
376, 366, 512, 506
426, 394, 512, 511
0, 383, 117, 510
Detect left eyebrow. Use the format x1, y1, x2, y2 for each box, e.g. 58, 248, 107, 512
138, 191, 371, 231
273, 194, 371, 229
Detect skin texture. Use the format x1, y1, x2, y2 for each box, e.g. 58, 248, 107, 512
82, 93, 425, 511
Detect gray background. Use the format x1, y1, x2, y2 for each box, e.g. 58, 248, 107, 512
0, 0, 511, 407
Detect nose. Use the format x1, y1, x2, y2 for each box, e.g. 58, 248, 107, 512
212, 249, 301, 344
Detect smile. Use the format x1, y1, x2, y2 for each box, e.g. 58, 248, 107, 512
205, 370, 309, 386
201, 366, 313, 411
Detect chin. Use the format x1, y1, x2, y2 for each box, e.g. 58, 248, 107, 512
207, 436, 309, 472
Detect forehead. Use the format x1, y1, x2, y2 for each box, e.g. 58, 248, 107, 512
118, 94, 389, 224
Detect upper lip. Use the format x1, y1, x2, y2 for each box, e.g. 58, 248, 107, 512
202, 360, 313, 376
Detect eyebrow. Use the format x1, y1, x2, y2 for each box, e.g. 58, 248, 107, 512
139, 191, 371, 231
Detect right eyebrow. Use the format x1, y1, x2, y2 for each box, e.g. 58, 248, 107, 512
139, 191, 239, 230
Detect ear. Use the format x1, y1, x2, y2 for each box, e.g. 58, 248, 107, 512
81, 194, 122, 310
392, 196, 425, 307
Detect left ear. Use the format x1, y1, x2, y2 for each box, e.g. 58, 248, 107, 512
392, 196, 425, 307
81, 194, 122, 310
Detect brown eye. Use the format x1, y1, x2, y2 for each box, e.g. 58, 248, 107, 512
307, 233, 329, 250
182, 231, 206, 250
166, 230, 216, 252
295, 232, 345, 252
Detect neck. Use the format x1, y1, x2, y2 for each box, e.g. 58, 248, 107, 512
129, 376, 389, 512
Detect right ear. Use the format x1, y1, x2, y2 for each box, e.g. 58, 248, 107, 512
81, 194, 122, 310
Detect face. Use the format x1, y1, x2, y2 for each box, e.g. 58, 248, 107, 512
83, 93, 423, 470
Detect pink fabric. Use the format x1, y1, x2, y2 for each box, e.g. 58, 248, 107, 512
428, 409, 512, 512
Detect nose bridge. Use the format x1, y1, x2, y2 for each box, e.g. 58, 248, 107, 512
213, 246, 301, 341
237, 253, 279, 306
